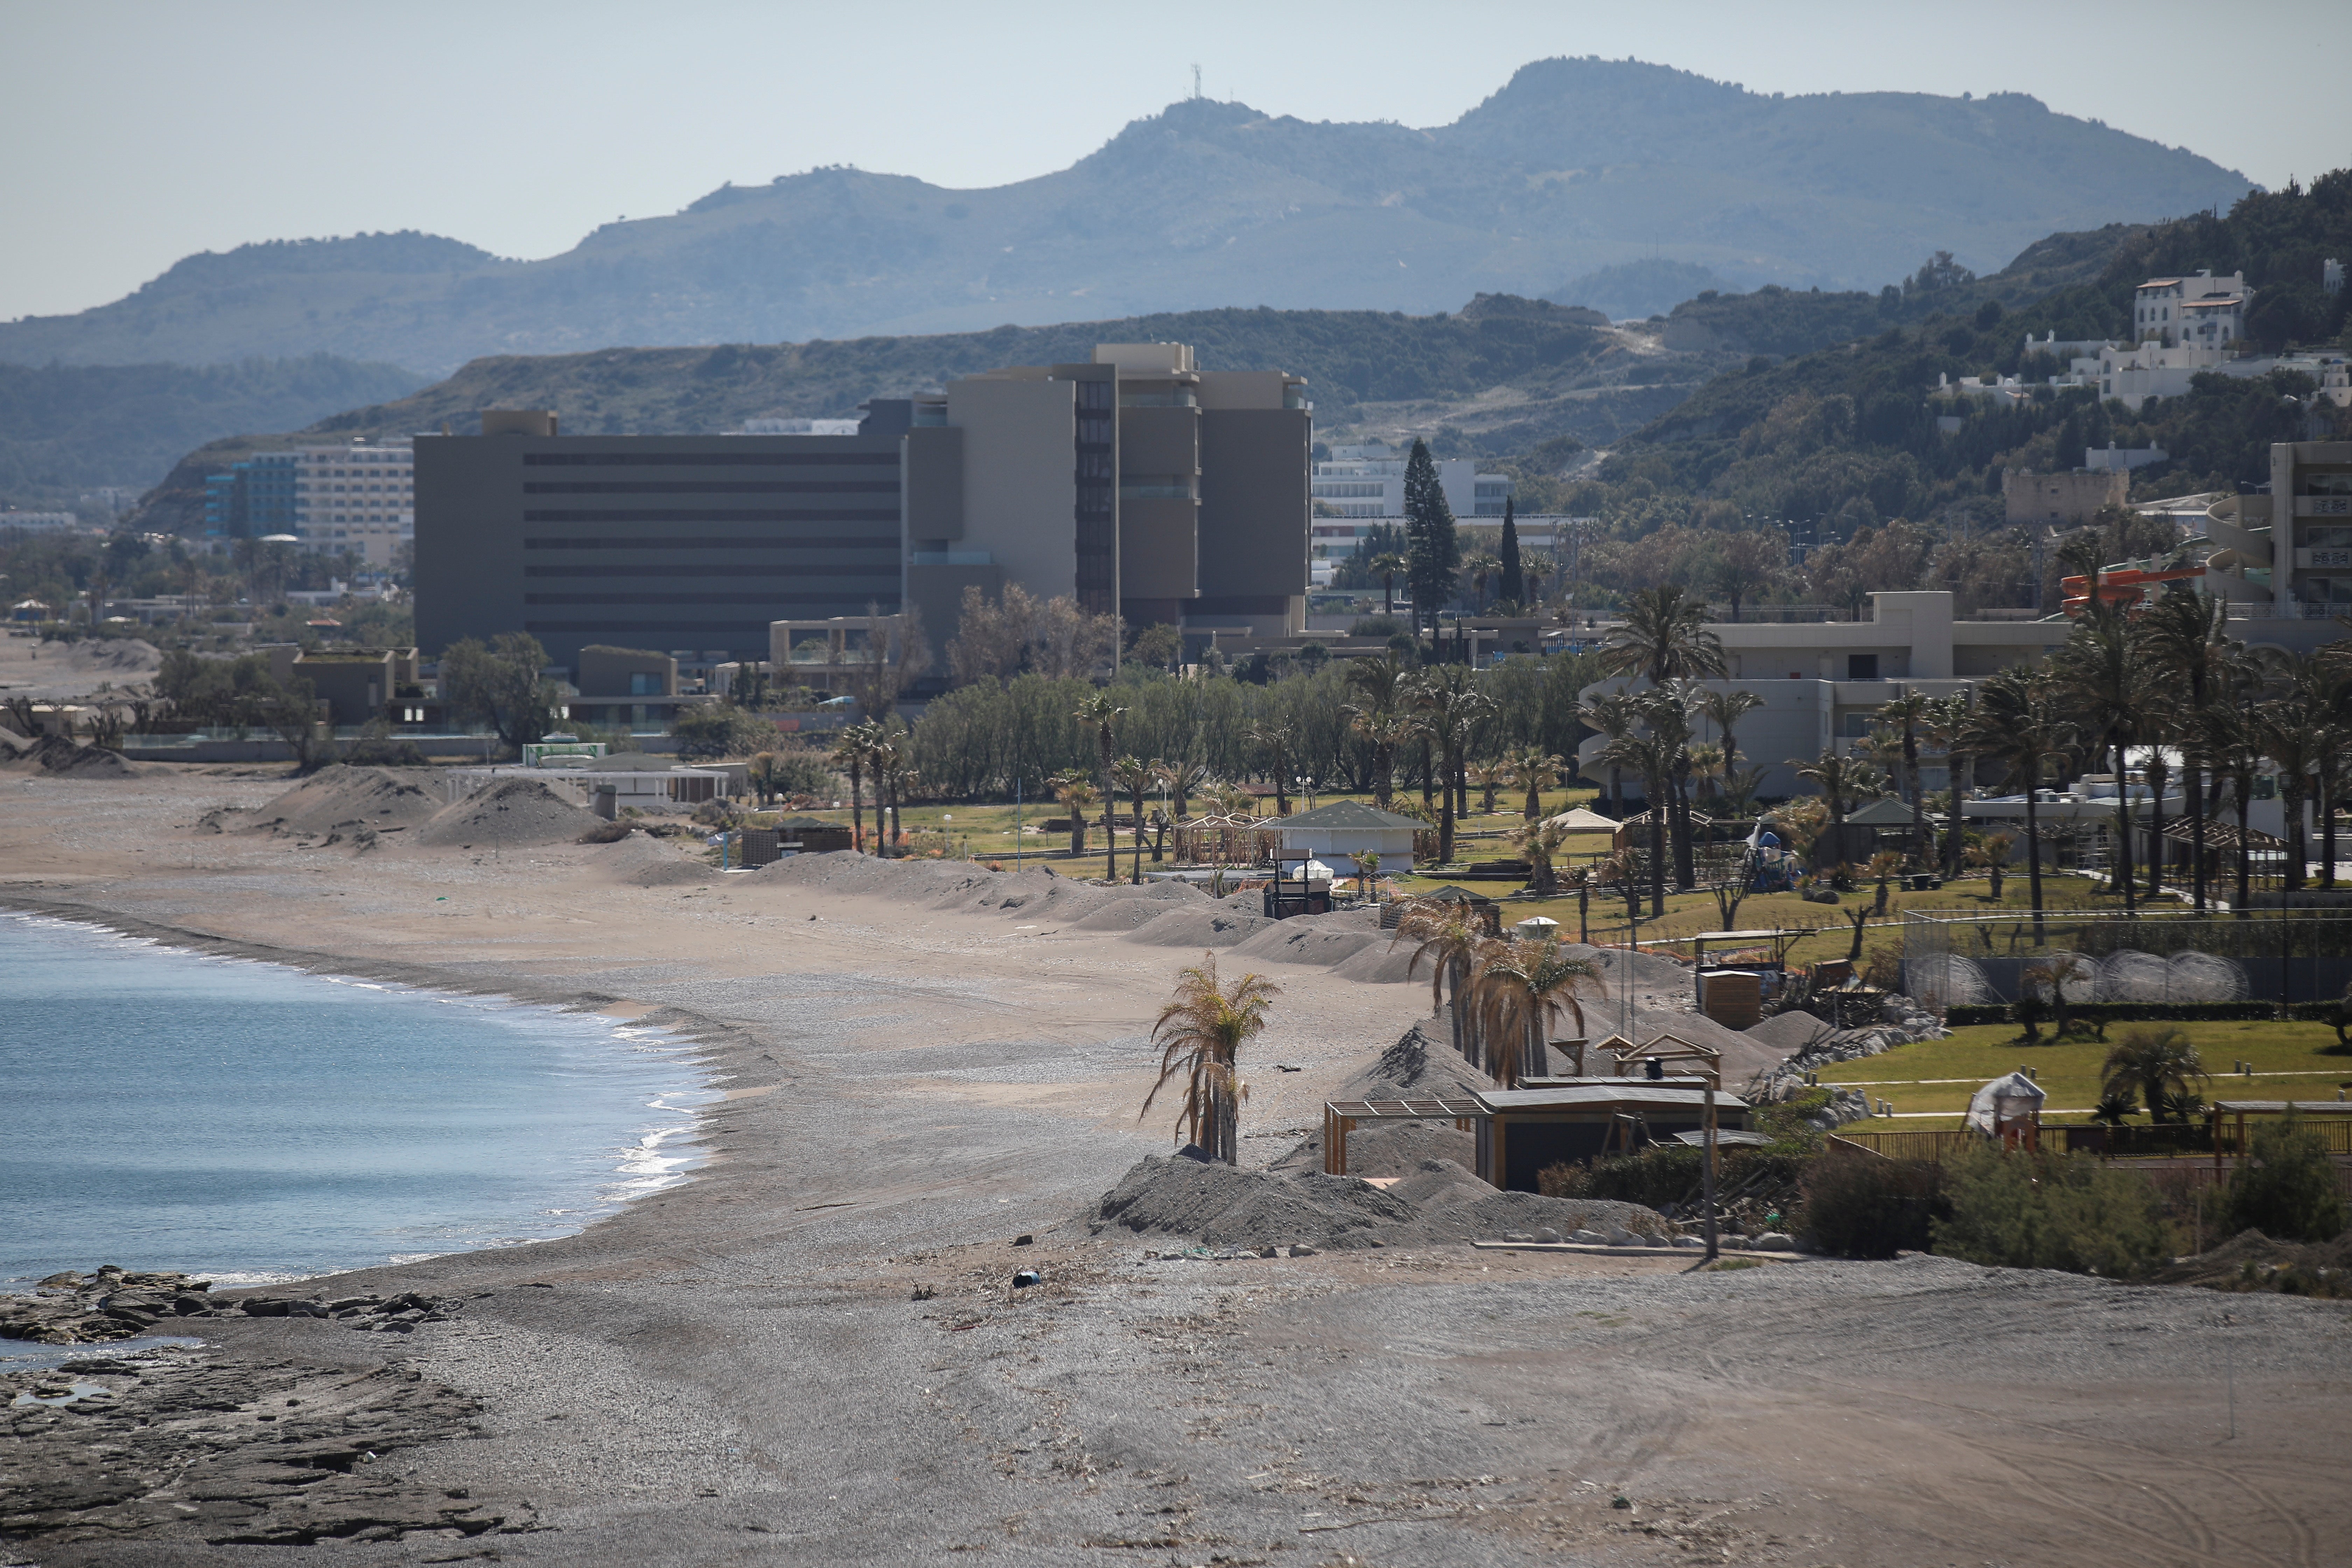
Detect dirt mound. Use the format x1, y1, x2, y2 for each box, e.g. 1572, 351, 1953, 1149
1072, 888, 1209, 932
1386, 1157, 1494, 1207
1328, 939, 1423, 985
1336, 1019, 1494, 1101
1341, 1122, 1479, 1177
1388, 1187, 1673, 1248
0, 725, 33, 758
249, 765, 440, 837
2148, 1230, 2352, 1297
1232, 920, 1382, 969
581, 834, 715, 888
1084, 1151, 1416, 1251
416, 779, 598, 848
1744, 1009, 1839, 1058
4, 735, 138, 776
1121, 906, 1274, 948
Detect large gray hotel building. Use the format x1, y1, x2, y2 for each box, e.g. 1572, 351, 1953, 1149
413, 343, 1311, 674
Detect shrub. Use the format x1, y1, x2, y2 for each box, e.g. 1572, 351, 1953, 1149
1799, 1150, 1944, 1258
2225, 1110, 2349, 1243
1932, 1143, 2172, 1277
1946, 1001, 2339, 1027
671, 701, 778, 760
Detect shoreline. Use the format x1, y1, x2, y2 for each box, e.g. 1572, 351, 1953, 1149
6, 769, 2350, 1564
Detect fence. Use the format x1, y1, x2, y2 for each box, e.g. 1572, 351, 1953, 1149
1901, 911, 2352, 1014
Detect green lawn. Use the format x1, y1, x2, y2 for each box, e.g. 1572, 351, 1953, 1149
1819, 1021, 2352, 1127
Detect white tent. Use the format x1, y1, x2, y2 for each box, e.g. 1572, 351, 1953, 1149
1512, 915, 1561, 940
1541, 806, 1620, 833
1964, 1070, 2046, 1137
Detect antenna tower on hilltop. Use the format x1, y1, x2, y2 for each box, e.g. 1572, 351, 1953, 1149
1192, 63, 1202, 100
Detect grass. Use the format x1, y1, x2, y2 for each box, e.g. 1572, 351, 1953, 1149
1820, 1021, 2352, 1126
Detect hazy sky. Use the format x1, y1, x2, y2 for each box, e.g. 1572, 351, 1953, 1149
4, 0, 2346, 322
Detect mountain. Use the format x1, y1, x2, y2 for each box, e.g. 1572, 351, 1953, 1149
0, 356, 428, 517
0, 58, 2253, 377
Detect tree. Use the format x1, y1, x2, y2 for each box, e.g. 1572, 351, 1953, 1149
1577, 691, 1639, 818
1142, 954, 1279, 1165
1508, 747, 1566, 820
1153, 756, 1209, 820
746, 750, 782, 807
2226, 1109, 2349, 1242
1695, 687, 1763, 789
439, 633, 556, 757
2101, 1027, 2209, 1123
1961, 667, 2070, 940
1597, 583, 1727, 687
2250, 652, 2325, 895
1510, 817, 1574, 897
1402, 439, 1460, 646
1497, 497, 1524, 605
831, 722, 881, 853
1965, 831, 2014, 901
1366, 551, 1408, 617
1462, 552, 1502, 614
255, 672, 326, 771
1791, 749, 1883, 838
1704, 530, 1782, 623
1927, 692, 1975, 881
2056, 601, 2145, 910
1470, 936, 1606, 1088
1075, 692, 1127, 880
1875, 688, 1933, 864
1053, 774, 1097, 857
1246, 721, 1298, 814
1394, 907, 1484, 1063
1469, 759, 1507, 816
1414, 666, 1491, 866
1113, 754, 1153, 883
852, 603, 930, 721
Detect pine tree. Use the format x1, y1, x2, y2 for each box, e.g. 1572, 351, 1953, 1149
1402, 439, 1458, 644
1497, 495, 1523, 606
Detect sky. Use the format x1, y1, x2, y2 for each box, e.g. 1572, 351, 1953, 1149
3, 0, 2347, 323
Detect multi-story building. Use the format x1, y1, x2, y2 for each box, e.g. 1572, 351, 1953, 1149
2002, 468, 2128, 526
1309, 441, 1512, 520
204, 441, 414, 567
2134, 271, 2250, 348
0, 511, 85, 534
2201, 440, 2352, 652
413, 342, 1314, 674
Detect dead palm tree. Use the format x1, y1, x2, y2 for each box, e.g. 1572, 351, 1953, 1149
1470, 937, 1607, 1087
1509, 816, 1573, 896
1142, 954, 1280, 1164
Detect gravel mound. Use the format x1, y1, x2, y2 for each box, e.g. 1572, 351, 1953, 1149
1328, 939, 1422, 984
1389, 1187, 1672, 1247
1084, 1150, 1416, 1251
1070, 884, 1210, 931
1744, 1010, 1837, 1057
416, 779, 598, 847
1121, 906, 1274, 948
4, 735, 139, 776
584, 834, 714, 887
1339, 1122, 1478, 1177
1336, 1019, 1494, 1101
248, 765, 439, 837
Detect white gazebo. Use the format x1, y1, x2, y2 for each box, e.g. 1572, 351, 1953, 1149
1266, 801, 1420, 875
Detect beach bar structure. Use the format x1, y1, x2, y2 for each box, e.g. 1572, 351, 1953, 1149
1323, 1077, 1753, 1192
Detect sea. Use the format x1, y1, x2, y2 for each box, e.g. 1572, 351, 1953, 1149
0, 912, 716, 1289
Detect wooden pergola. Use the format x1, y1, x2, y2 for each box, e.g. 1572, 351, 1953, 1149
1321, 1095, 1487, 1176
1172, 813, 1279, 867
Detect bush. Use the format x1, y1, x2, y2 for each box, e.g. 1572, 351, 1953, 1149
671, 701, 779, 761
2226, 1110, 2348, 1243
1932, 1143, 2172, 1277
1349, 614, 1407, 638
1946, 1000, 2336, 1027
1799, 1150, 1944, 1258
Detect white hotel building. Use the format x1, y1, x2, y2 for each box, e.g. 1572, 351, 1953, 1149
1309, 440, 1516, 584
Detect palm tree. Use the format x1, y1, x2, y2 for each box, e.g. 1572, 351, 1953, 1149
2251, 652, 2326, 894
2100, 1027, 2210, 1125
1366, 550, 1408, 617
1598, 583, 1728, 686
1562, 862, 1595, 943
1469, 759, 1507, 816
1695, 687, 1764, 788
1604, 724, 1675, 918
1053, 774, 1098, 857
2056, 601, 2145, 910
1142, 954, 1279, 1165
1686, 740, 1726, 807
1866, 849, 1904, 915
830, 721, 881, 853
1074, 692, 1127, 881
746, 750, 781, 809
1113, 754, 1154, 884
1507, 747, 1566, 820
1960, 667, 2070, 940
1509, 816, 1574, 896
2137, 586, 2231, 910
1926, 692, 1975, 882
2202, 701, 2261, 917
1246, 721, 1298, 814
1462, 552, 1503, 614
1639, 683, 1700, 892
1414, 666, 1491, 865
867, 728, 909, 855
1964, 831, 2014, 901
1394, 906, 1485, 1064
1577, 691, 1639, 819
1791, 748, 1881, 840
1470, 936, 1607, 1087
1153, 756, 1209, 820
1875, 688, 1933, 865
1351, 710, 1410, 809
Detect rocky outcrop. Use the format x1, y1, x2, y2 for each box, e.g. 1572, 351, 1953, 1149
2, 1268, 465, 1345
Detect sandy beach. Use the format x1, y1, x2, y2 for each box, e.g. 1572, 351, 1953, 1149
5, 760, 2350, 1567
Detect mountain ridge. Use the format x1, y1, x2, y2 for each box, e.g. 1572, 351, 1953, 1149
1, 57, 2251, 376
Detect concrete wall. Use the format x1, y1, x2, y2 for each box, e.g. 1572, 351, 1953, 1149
947, 378, 1078, 604
2003, 468, 2127, 525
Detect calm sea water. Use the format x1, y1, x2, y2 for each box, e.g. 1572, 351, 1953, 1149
0, 913, 715, 1287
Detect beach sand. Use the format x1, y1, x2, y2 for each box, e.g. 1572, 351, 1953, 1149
4, 763, 2348, 1566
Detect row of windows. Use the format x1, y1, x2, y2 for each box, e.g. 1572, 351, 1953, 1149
524, 535, 887, 551
521, 509, 899, 524
521, 451, 896, 467
525, 564, 889, 578
526, 591, 889, 605
521, 480, 897, 496
525, 608, 884, 633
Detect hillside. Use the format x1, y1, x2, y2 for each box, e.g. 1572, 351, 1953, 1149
0, 356, 428, 517
1588, 174, 2352, 532
0, 58, 2253, 377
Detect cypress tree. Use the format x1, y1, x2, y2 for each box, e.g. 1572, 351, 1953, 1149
1497, 495, 1523, 606
1402, 438, 1458, 644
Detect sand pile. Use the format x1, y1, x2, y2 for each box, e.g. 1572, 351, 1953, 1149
1084, 1150, 1416, 1251
1122, 905, 1274, 948
1231, 910, 1384, 969
1085, 1151, 1673, 1251
1333, 1120, 1477, 1176
248, 765, 440, 837
2, 735, 138, 776
1743, 1009, 1838, 1058
1337, 1019, 1495, 1101
416, 779, 598, 848
584, 834, 715, 888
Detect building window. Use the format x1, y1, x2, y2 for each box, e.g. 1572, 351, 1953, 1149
1847, 654, 1879, 680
